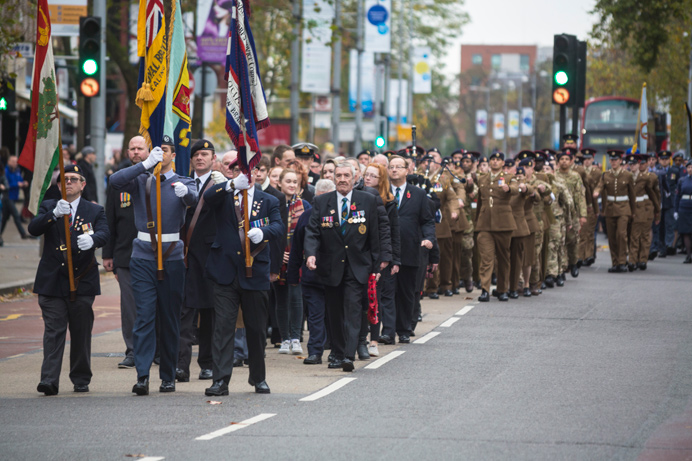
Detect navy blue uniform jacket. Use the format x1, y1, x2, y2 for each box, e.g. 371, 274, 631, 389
204, 185, 284, 291
29, 198, 110, 297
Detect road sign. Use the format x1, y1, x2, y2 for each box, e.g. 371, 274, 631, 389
80, 78, 99, 97
553, 88, 570, 104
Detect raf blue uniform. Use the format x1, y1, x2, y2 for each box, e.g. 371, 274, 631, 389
109, 162, 196, 386
29, 190, 110, 394
654, 156, 679, 255
204, 184, 283, 391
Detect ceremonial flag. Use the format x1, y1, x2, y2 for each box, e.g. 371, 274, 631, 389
136, 0, 168, 148
18, 0, 61, 215
634, 82, 648, 153
225, 0, 270, 174
164, 0, 192, 175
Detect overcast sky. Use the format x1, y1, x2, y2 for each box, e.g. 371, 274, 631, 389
444, 0, 598, 73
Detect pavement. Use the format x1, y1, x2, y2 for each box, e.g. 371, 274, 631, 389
2, 224, 692, 459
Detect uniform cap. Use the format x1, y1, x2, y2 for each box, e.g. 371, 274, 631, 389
489, 152, 505, 161
515, 166, 526, 175
516, 150, 535, 161
161, 135, 176, 147
607, 149, 625, 159
518, 158, 534, 168
190, 138, 214, 156
580, 147, 597, 158
293, 142, 318, 158
504, 158, 515, 167
657, 150, 672, 159
562, 133, 578, 142
357, 150, 373, 159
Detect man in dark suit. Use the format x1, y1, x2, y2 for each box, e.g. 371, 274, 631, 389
29, 164, 110, 395
176, 139, 227, 382
103, 136, 148, 369
203, 171, 284, 396
304, 162, 381, 371
382, 155, 435, 344
76, 146, 98, 202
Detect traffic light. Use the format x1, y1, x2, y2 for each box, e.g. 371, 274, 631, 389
552, 34, 577, 106
375, 135, 386, 149
0, 77, 16, 112
79, 16, 101, 97
575, 40, 587, 108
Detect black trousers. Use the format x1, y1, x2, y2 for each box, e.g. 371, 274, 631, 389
114, 267, 136, 358
303, 283, 326, 356
178, 307, 215, 374
325, 264, 364, 361
211, 279, 268, 384
38, 294, 95, 389
394, 265, 418, 337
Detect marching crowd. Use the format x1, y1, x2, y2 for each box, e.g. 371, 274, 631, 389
19, 133, 692, 396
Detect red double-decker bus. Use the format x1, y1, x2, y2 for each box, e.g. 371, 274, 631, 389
580, 96, 667, 166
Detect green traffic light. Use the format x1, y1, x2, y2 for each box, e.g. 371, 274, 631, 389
82, 58, 98, 76
0, 97, 6, 111
375, 136, 385, 149
554, 70, 568, 86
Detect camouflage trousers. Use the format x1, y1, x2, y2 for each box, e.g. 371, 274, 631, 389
546, 218, 566, 277
459, 232, 474, 281
529, 227, 545, 286
565, 221, 581, 267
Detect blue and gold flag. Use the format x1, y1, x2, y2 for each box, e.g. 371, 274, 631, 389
136, 0, 168, 148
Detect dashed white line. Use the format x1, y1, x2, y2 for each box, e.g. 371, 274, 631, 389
139, 457, 165, 461
195, 413, 276, 441
413, 331, 441, 344
455, 305, 475, 316
300, 377, 357, 402
364, 351, 405, 370
440, 317, 460, 328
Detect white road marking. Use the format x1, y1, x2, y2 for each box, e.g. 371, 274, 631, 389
195, 413, 276, 441
139, 457, 165, 461
455, 305, 475, 316
413, 331, 440, 344
364, 351, 405, 370
440, 317, 460, 328
299, 377, 357, 402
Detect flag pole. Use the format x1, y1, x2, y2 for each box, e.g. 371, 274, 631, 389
632, 82, 646, 153
57, 134, 77, 301
241, 123, 252, 277
154, 162, 164, 279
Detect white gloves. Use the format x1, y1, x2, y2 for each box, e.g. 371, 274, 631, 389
172, 182, 188, 197
53, 199, 71, 218
77, 233, 94, 250
225, 173, 250, 192
550, 193, 556, 202
211, 171, 227, 185
247, 228, 263, 244
142, 146, 164, 170
674, 212, 679, 221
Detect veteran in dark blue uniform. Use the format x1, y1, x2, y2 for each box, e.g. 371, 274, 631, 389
109, 136, 197, 395
203, 172, 284, 396
304, 162, 381, 372
29, 164, 110, 395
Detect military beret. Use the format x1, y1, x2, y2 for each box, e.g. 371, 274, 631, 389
407, 145, 426, 158
64, 164, 84, 177
515, 166, 526, 176
518, 158, 534, 168
562, 133, 578, 142
383, 150, 396, 158
479, 156, 488, 163
504, 159, 515, 168
190, 139, 214, 156
607, 149, 625, 159
461, 152, 475, 161
489, 152, 505, 161
466, 151, 481, 160
533, 151, 548, 162
451, 149, 465, 157
556, 148, 575, 160
673, 152, 684, 159
162, 135, 176, 147
427, 147, 440, 154
357, 150, 373, 159
516, 150, 534, 161
541, 148, 557, 156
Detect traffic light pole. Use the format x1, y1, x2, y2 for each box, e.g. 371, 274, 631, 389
91, 0, 107, 204
559, 104, 567, 142
571, 104, 579, 139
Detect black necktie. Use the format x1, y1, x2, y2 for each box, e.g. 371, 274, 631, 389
196, 178, 201, 191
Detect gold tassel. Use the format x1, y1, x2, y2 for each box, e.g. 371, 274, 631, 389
135, 82, 155, 108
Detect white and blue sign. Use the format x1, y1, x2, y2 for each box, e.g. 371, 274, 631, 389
364, 0, 391, 53
349, 49, 375, 113
521, 107, 534, 136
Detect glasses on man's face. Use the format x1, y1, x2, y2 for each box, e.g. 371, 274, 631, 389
363, 173, 380, 179
389, 165, 406, 170
64, 177, 83, 184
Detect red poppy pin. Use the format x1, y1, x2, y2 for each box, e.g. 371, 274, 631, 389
350, 203, 356, 211
406, 191, 411, 199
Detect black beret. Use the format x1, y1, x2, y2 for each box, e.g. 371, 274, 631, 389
162, 135, 175, 147
190, 139, 215, 157
489, 152, 505, 161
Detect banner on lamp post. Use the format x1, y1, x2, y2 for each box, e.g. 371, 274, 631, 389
508, 110, 519, 138
493, 113, 505, 140
364, 0, 391, 53
476, 109, 487, 136
521, 107, 533, 136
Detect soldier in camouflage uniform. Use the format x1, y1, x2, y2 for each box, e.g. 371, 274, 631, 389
544, 164, 575, 288
450, 151, 475, 293
555, 148, 588, 279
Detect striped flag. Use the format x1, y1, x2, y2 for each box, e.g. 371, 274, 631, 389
136, 0, 168, 148
638, 83, 648, 154
225, 0, 270, 174
164, 0, 192, 175
18, 0, 61, 214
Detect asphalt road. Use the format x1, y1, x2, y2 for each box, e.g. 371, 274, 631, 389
1, 250, 692, 460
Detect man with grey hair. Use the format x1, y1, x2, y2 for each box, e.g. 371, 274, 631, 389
305, 163, 381, 371
287, 178, 335, 365
372, 154, 389, 167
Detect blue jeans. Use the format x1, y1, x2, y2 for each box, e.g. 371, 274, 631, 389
275, 283, 303, 341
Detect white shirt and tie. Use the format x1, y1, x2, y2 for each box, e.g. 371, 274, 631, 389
391, 183, 407, 209
68, 196, 81, 225
337, 190, 353, 225
194, 171, 211, 192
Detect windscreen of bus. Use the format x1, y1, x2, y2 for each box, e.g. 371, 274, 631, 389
583, 99, 638, 132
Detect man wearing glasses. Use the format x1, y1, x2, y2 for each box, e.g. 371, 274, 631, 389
29, 164, 110, 395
